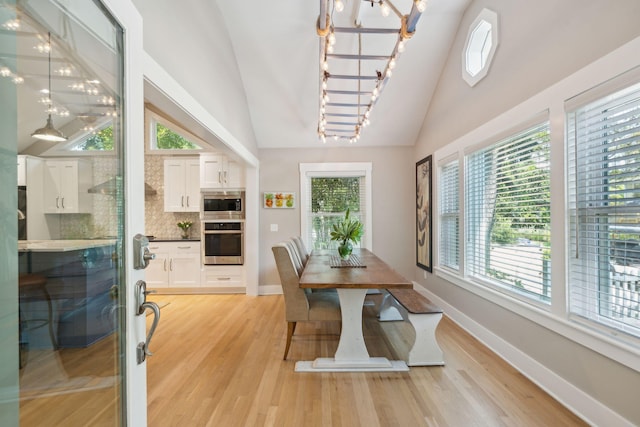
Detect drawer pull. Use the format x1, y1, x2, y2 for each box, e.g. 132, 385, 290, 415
217, 277, 231, 281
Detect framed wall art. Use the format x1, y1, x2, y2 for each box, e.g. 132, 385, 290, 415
263, 192, 296, 209
416, 155, 432, 272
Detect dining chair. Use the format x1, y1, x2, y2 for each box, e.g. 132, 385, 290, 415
272, 242, 342, 360
291, 236, 310, 265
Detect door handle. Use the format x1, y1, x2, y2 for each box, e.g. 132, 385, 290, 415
135, 280, 161, 364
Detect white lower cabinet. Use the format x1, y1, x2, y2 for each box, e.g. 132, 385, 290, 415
146, 241, 201, 288
201, 265, 245, 290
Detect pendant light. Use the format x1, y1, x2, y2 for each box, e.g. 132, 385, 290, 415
31, 32, 67, 142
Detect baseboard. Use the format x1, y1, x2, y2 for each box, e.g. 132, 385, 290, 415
259, 284, 283, 295
412, 282, 633, 427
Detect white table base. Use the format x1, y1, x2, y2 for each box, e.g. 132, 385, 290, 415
295, 288, 409, 373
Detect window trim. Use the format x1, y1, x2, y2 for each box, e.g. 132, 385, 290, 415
299, 162, 373, 251
462, 8, 499, 87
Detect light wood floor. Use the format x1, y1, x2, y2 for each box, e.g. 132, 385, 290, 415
146, 294, 587, 427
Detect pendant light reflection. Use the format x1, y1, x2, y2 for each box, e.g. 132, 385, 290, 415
31, 32, 67, 142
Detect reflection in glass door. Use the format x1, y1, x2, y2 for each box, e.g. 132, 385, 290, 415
0, 0, 126, 424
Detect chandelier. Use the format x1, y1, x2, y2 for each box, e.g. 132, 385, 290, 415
317, 0, 426, 143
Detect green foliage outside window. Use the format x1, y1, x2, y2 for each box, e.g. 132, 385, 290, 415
310, 177, 362, 250
156, 123, 199, 149
74, 125, 114, 151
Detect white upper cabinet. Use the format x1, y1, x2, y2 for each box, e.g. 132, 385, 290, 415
200, 154, 244, 189
164, 157, 200, 212
43, 159, 92, 214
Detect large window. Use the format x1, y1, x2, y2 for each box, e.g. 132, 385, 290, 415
465, 122, 551, 303
439, 160, 460, 271
568, 80, 640, 338
300, 163, 372, 251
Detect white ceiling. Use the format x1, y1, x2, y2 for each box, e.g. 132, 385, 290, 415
7, 0, 471, 155
216, 0, 471, 149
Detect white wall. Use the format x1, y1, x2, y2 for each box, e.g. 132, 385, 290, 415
258, 146, 414, 292
414, 0, 640, 425
131, 0, 258, 158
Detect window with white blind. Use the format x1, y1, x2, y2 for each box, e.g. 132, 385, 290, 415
567, 81, 640, 339
439, 160, 460, 271
465, 122, 551, 303
299, 163, 372, 251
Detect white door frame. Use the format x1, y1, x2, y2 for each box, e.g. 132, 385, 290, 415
101, 0, 147, 425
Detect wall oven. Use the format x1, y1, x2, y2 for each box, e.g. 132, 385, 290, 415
201, 190, 244, 220
202, 221, 244, 265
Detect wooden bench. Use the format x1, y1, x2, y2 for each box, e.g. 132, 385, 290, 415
378, 288, 445, 367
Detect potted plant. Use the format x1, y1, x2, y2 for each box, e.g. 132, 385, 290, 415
177, 220, 193, 239
330, 208, 363, 259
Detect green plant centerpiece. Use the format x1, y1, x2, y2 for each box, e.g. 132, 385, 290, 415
330, 208, 363, 260
177, 220, 193, 239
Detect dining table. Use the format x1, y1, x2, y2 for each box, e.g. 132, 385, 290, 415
297, 248, 412, 372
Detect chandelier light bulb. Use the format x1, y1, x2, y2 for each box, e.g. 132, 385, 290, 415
380, 1, 390, 17
335, 0, 344, 12
328, 32, 336, 46
12, 76, 23, 84
416, 0, 427, 13
327, 44, 334, 54
389, 57, 396, 69
398, 40, 405, 53
0, 67, 10, 77
322, 60, 329, 71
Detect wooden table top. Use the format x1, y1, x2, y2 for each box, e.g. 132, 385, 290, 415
299, 248, 412, 290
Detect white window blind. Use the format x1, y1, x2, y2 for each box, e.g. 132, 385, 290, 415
439, 160, 460, 271
465, 122, 551, 303
568, 81, 640, 338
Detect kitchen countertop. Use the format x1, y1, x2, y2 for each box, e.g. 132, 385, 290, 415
18, 239, 117, 252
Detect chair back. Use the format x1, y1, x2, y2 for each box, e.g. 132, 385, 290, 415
284, 240, 304, 276
292, 236, 310, 265
272, 243, 310, 321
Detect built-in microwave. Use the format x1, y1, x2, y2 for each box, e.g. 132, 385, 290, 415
201, 190, 244, 220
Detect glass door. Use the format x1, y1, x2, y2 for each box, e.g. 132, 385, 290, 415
0, 0, 147, 424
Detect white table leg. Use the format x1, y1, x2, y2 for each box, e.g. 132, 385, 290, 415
295, 288, 409, 372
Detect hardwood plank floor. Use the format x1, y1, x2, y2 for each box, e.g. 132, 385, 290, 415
146, 294, 587, 427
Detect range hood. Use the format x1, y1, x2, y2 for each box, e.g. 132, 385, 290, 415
88, 177, 157, 196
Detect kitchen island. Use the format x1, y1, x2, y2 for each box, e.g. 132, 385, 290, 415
19, 239, 118, 348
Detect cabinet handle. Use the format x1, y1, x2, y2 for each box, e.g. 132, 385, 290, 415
217, 277, 231, 281
181, 196, 184, 207
61, 197, 65, 209
169, 259, 173, 271
186, 196, 189, 207
224, 171, 228, 184
177, 246, 191, 249
56, 197, 59, 209
163, 259, 167, 271
218, 171, 222, 184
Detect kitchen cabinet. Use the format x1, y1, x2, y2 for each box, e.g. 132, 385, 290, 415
146, 241, 201, 288
200, 154, 244, 189
201, 265, 245, 290
164, 157, 200, 212
43, 159, 92, 214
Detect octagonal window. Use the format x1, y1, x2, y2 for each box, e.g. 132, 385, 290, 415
462, 9, 498, 87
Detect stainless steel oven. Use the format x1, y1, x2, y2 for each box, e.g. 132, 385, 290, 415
201, 190, 244, 220
202, 221, 244, 265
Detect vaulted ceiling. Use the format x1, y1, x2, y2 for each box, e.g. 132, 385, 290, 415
216, 0, 470, 149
